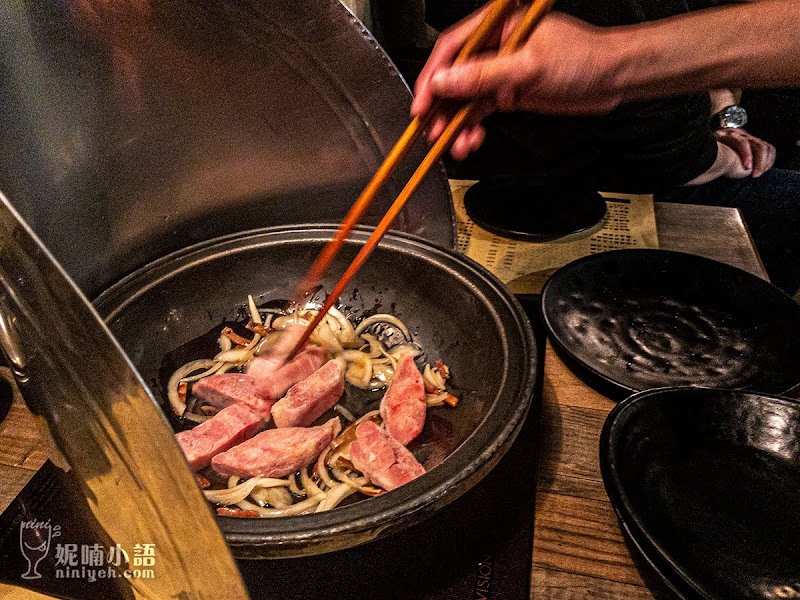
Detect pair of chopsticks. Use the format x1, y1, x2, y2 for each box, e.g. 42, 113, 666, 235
289, 0, 555, 357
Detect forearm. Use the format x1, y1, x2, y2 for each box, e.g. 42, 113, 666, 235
608, 0, 800, 103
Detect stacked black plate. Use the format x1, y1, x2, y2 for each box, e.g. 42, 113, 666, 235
542, 250, 800, 598
600, 388, 800, 599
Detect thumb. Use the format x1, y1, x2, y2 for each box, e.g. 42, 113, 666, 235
429, 55, 523, 101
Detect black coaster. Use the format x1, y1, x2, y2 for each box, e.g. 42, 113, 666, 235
464, 176, 607, 241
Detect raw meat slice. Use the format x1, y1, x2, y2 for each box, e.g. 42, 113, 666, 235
349, 421, 425, 491
192, 373, 273, 416
379, 355, 426, 445
271, 360, 344, 428
175, 403, 264, 471
245, 324, 313, 380
249, 346, 328, 402
211, 417, 341, 478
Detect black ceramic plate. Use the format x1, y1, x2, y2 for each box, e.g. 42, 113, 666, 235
463, 176, 607, 241
542, 249, 800, 399
614, 508, 700, 600
601, 387, 800, 600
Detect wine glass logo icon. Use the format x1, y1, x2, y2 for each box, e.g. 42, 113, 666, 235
19, 520, 54, 580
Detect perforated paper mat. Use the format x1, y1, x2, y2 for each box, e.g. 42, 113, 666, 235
450, 179, 660, 294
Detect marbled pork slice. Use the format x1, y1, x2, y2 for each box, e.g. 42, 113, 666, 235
249, 346, 328, 402
271, 359, 344, 428
211, 417, 341, 478
245, 324, 316, 381
175, 403, 264, 471
192, 373, 273, 417
349, 421, 425, 491
379, 355, 426, 445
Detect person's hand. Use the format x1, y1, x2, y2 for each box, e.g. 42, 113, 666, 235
715, 128, 776, 178
411, 8, 621, 158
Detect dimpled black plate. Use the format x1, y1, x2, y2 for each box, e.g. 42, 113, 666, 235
464, 176, 607, 241
601, 388, 800, 599
542, 250, 800, 398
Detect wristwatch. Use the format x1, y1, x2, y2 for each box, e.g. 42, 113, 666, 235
712, 104, 748, 130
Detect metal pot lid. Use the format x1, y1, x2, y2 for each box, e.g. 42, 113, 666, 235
0, 0, 455, 299
0, 192, 248, 598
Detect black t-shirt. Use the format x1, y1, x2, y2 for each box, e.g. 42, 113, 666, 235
452, 0, 720, 192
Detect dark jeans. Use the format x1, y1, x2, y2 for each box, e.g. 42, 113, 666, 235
655, 168, 800, 295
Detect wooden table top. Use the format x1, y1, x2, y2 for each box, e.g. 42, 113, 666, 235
0, 201, 770, 599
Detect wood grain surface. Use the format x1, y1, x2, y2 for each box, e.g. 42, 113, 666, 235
0, 368, 47, 513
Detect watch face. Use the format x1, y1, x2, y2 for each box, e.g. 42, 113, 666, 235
719, 105, 748, 129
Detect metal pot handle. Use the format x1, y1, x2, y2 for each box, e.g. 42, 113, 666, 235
0, 297, 26, 378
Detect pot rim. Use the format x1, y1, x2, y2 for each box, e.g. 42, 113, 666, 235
95, 224, 538, 554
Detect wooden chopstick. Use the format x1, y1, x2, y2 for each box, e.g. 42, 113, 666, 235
293, 0, 518, 302
290, 0, 555, 357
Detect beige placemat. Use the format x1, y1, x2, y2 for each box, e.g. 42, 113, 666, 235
450, 179, 660, 294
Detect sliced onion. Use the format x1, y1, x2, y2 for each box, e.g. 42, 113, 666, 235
388, 342, 423, 361
218, 335, 233, 353
288, 472, 303, 495
247, 294, 262, 326
327, 306, 356, 344
337, 350, 369, 363
426, 392, 448, 407
301, 465, 325, 497
328, 450, 352, 469
272, 315, 311, 330
315, 482, 358, 513
331, 468, 381, 495
237, 496, 323, 517
365, 378, 389, 391
423, 363, 446, 392
334, 403, 357, 423
324, 314, 340, 336
251, 486, 293, 508
214, 329, 261, 364
213, 348, 253, 363
345, 361, 372, 389
355, 314, 411, 341
203, 476, 289, 506
371, 362, 394, 384
310, 320, 343, 354
360, 333, 384, 358
182, 361, 226, 384
337, 350, 373, 389
316, 448, 335, 488
167, 360, 219, 415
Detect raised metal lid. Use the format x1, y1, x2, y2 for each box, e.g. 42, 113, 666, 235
0, 0, 454, 299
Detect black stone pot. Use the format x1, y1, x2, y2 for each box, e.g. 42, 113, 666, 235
94, 225, 538, 559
